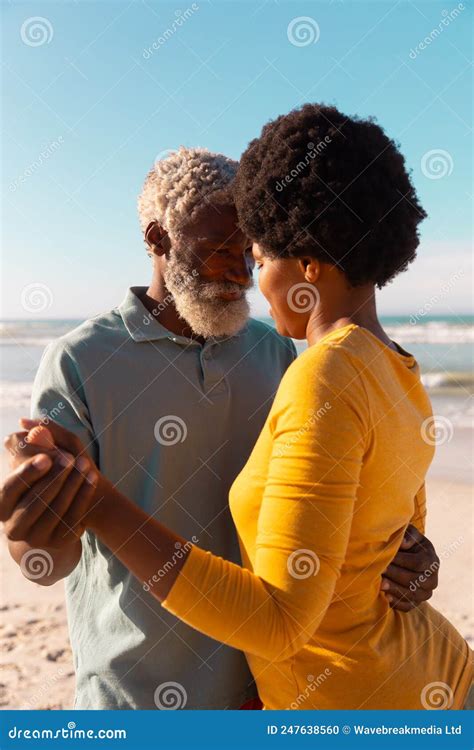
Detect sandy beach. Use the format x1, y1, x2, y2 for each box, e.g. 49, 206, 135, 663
0, 439, 472, 710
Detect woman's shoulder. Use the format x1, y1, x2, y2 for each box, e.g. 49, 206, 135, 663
272, 325, 368, 415
285, 325, 364, 384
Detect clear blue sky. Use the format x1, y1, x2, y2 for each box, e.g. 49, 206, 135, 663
2, 0, 472, 319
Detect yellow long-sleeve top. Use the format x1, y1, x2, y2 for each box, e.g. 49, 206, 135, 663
163, 324, 472, 709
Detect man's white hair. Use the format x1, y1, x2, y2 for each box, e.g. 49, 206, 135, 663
137, 146, 238, 235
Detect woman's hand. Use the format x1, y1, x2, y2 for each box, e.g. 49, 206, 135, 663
2, 419, 100, 548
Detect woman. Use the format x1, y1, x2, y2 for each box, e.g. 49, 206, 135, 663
8, 105, 473, 709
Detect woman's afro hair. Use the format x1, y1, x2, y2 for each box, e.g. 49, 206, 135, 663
234, 103, 427, 288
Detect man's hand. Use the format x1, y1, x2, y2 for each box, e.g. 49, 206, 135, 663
1, 420, 99, 583
1, 450, 98, 548
381, 525, 440, 612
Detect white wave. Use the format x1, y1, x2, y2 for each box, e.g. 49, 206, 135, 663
386, 323, 473, 344
0, 337, 56, 348
421, 371, 474, 390
0, 381, 33, 410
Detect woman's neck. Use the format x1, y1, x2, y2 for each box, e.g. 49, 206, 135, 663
305, 286, 395, 350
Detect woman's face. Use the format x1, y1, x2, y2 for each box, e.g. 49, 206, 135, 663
253, 244, 320, 340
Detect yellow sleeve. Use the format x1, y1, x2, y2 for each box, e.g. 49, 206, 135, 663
410, 483, 427, 534
162, 344, 368, 661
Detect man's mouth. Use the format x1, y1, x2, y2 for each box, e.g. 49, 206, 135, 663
219, 290, 244, 301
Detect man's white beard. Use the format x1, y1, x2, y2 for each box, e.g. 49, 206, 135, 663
163, 250, 251, 339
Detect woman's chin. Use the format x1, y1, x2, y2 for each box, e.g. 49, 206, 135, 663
273, 319, 293, 339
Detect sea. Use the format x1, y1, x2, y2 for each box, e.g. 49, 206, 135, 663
1, 315, 472, 481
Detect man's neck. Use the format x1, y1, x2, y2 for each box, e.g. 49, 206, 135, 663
141, 281, 205, 344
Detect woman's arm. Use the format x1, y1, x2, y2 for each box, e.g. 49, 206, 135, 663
86, 346, 367, 662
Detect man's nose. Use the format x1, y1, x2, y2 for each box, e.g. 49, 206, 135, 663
225, 256, 254, 286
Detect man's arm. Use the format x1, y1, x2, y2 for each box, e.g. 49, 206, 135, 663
4, 339, 98, 585
381, 481, 438, 611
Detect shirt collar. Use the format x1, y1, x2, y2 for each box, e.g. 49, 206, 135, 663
118, 286, 249, 345
118, 287, 180, 343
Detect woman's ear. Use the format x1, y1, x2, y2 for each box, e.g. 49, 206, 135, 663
145, 222, 168, 256
298, 257, 320, 284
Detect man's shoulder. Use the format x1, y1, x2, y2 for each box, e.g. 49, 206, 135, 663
45, 308, 126, 361
244, 318, 297, 360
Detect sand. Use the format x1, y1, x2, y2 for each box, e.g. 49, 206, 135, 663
0, 456, 472, 710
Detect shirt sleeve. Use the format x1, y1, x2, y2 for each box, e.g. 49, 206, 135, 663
162, 343, 368, 662
31, 340, 99, 464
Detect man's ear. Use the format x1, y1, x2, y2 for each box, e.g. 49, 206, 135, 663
145, 221, 169, 256
297, 257, 320, 284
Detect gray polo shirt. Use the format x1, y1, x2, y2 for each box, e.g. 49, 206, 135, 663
31, 287, 296, 710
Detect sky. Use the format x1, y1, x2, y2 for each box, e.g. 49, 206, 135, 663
2, 0, 472, 320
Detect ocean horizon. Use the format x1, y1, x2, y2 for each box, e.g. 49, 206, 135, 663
1, 315, 473, 435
